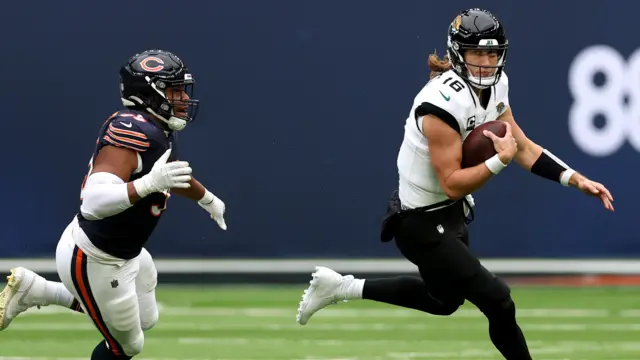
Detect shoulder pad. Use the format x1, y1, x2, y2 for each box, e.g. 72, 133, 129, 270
101, 113, 151, 152
422, 72, 472, 116
413, 72, 472, 133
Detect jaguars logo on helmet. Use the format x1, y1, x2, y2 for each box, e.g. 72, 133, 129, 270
446, 9, 508, 89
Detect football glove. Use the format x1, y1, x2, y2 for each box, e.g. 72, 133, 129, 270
198, 190, 227, 230
133, 148, 192, 197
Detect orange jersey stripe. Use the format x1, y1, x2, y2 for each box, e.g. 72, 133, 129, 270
108, 123, 148, 140
103, 135, 149, 152
105, 130, 150, 148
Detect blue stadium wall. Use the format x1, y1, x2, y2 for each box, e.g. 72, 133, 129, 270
1, 0, 637, 265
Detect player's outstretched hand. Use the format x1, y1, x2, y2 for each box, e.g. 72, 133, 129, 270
134, 149, 192, 197
198, 191, 227, 230
575, 177, 614, 212
483, 121, 518, 164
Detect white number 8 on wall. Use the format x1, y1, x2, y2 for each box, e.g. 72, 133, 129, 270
569, 45, 640, 157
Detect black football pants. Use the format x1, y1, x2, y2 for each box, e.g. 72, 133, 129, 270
363, 200, 532, 359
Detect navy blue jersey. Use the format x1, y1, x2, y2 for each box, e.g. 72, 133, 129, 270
77, 110, 179, 259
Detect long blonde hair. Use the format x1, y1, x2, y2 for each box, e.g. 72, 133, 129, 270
428, 51, 453, 80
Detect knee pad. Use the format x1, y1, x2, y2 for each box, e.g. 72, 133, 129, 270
137, 287, 159, 331
121, 331, 145, 357
105, 292, 140, 332
136, 249, 158, 294
140, 307, 159, 331
471, 276, 514, 318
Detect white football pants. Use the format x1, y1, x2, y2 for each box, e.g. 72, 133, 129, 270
56, 217, 159, 357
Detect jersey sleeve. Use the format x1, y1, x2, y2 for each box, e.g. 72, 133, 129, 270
495, 72, 510, 116
101, 117, 151, 152
413, 75, 469, 134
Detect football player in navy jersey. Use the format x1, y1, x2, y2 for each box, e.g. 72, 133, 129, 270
0, 49, 227, 359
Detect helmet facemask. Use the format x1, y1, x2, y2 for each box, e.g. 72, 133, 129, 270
146, 74, 199, 131
447, 36, 508, 89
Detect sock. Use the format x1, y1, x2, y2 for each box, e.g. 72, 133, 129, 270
70, 299, 85, 313
91, 340, 131, 360
362, 276, 460, 316
339, 277, 365, 300
44, 281, 83, 313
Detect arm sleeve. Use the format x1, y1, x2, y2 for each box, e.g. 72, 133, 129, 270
80, 172, 133, 220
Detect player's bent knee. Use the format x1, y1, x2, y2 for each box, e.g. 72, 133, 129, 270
500, 297, 516, 318
446, 296, 466, 315
483, 296, 516, 320
140, 308, 159, 331
426, 290, 465, 316
432, 295, 465, 316
436, 302, 461, 316
472, 275, 515, 318
122, 332, 145, 357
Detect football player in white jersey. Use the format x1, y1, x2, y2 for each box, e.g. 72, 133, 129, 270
296, 8, 613, 360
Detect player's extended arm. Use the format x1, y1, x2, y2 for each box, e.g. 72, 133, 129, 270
81, 146, 191, 220
497, 107, 580, 186
423, 115, 495, 200
172, 178, 206, 200
172, 176, 228, 230
79, 146, 143, 221
497, 107, 614, 211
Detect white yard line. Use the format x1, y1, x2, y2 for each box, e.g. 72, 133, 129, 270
8, 322, 640, 332
19, 305, 623, 318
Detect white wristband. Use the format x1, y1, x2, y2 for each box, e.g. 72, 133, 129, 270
484, 154, 507, 175
560, 169, 576, 187
133, 176, 153, 198
199, 190, 215, 205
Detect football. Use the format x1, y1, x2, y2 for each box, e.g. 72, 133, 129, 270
461, 121, 507, 168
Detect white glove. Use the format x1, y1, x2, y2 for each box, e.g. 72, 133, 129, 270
198, 190, 227, 230
133, 149, 192, 198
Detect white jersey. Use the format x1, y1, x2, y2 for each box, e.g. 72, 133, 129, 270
397, 70, 510, 209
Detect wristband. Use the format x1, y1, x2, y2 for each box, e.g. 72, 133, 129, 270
133, 177, 153, 198
484, 154, 507, 175
199, 190, 215, 205
560, 169, 576, 187
531, 149, 570, 184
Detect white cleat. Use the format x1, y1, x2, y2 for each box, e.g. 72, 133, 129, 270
296, 266, 353, 325
0, 267, 46, 331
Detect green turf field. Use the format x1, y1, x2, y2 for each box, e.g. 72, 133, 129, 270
2, 285, 640, 359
